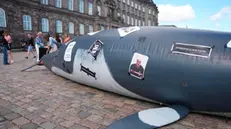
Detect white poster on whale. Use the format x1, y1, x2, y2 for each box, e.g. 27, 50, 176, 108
128, 52, 149, 80
64, 41, 76, 62
118, 26, 140, 37
226, 40, 231, 48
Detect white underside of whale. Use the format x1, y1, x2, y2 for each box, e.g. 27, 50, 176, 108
51, 48, 156, 102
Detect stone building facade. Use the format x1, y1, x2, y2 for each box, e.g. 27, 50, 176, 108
0, 0, 158, 48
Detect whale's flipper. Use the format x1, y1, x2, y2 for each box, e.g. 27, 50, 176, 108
106, 105, 189, 129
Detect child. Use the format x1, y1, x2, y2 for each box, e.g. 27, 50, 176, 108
25, 34, 36, 59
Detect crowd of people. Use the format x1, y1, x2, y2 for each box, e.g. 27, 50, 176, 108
0, 30, 71, 65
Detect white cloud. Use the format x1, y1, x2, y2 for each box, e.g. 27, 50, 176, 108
216, 23, 220, 27
157, 4, 196, 22
210, 6, 231, 21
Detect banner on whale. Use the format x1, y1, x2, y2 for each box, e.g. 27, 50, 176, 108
171, 43, 212, 58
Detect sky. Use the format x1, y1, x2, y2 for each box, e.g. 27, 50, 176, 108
153, 0, 231, 32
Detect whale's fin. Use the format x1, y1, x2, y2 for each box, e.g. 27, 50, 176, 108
106, 105, 189, 129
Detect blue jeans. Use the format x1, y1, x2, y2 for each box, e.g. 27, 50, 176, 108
3, 46, 8, 64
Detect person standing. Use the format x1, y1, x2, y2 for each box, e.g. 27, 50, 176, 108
0, 30, 9, 65
35, 32, 45, 62
4, 30, 13, 63
63, 33, 71, 45
25, 34, 36, 59
44, 33, 58, 53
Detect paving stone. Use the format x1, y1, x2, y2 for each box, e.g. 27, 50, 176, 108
25, 113, 40, 120
87, 114, 103, 123
170, 123, 190, 129
81, 119, 101, 129
180, 121, 195, 128
27, 106, 38, 112
0, 121, 14, 129
54, 126, 67, 129
4, 112, 20, 121
69, 124, 90, 129
59, 120, 75, 128
100, 118, 115, 126
45, 108, 55, 113
78, 111, 92, 119
0, 116, 5, 122
12, 117, 30, 126
21, 122, 39, 129
8, 126, 20, 129
40, 122, 57, 129
32, 116, 47, 125
0, 106, 13, 115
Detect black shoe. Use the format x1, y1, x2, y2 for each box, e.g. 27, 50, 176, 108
25, 57, 28, 59
33, 56, 36, 58
4, 63, 10, 65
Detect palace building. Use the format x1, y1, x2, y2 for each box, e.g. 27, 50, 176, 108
0, 0, 158, 48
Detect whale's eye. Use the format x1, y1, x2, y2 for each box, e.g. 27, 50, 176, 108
182, 82, 187, 87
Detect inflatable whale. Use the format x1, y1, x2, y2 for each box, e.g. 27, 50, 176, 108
41, 26, 231, 129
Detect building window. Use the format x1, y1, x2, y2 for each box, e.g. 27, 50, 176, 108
40, 0, 48, 5
68, 0, 73, 11
117, 12, 120, 17
97, 6, 101, 16
127, 16, 130, 24
131, 17, 133, 25
0, 8, 6, 27
88, 1, 93, 15
138, 20, 141, 26
96, 1, 102, 16
135, 3, 137, 9
122, 14, 125, 22
131, 1, 133, 7
108, 7, 114, 17
143, 7, 145, 12
122, 0, 125, 3
56, 0, 62, 8
135, 19, 137, 26
56, 20, 62, 33
79, 0, 84, 13
100, 25, 104, 30
69, 22, 74, 34
138, 5, 140, 10
89, 25, 93, 33
41, 18, 49, 32
149, 9, 151, 14
127, 0, 130, 4
148, 19, 151, 26
79, 24, 84, 35
23, 15, 32, 30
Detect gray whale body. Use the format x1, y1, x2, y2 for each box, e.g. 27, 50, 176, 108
42, 26, 231, 114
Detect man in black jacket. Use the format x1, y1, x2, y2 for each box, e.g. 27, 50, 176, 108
0, 29, 9, 65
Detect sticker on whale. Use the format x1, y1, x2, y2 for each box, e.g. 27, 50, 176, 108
88, 39, 104, 60
226, 40, 231, 48
118, 26, 140, 37
128, 52, 149, 80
